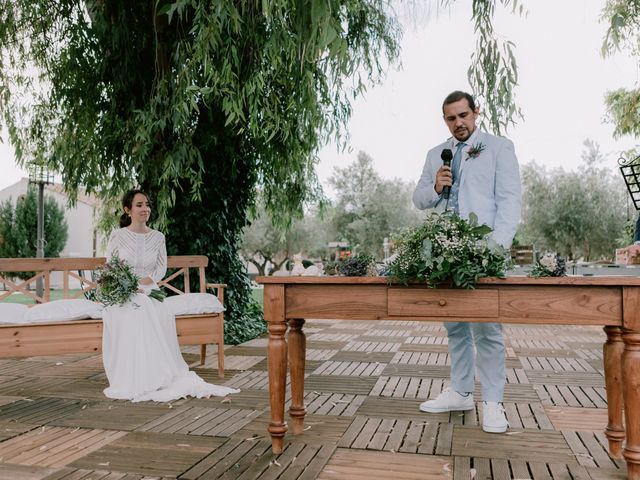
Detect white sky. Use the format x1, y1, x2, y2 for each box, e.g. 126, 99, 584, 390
1, 0, 638, 196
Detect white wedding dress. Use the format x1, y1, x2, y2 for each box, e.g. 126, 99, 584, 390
102, 228, 239, 402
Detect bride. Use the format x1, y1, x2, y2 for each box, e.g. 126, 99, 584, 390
102, 189, 239, 402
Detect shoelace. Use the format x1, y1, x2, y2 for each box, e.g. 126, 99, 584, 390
483, 403, 506, 415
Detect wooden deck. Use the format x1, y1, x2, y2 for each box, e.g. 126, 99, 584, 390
0, 320, 627, 479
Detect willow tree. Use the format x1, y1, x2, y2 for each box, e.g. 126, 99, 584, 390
0, 1, 520, 343
602, 0, 640, 139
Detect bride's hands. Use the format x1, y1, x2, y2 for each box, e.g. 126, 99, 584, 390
137, 277, 158, 295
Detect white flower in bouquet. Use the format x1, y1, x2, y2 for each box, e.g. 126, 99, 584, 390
539, 253, 558, 271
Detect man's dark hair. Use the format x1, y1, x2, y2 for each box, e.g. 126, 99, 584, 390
442, 91, 477, 112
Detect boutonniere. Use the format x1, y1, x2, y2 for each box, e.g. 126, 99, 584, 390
467, 142, 486, 159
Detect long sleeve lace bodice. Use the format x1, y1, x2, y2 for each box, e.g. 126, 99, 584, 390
106, 228, 167, 283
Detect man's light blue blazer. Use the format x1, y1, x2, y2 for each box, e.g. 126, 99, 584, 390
412, 130, 522, 248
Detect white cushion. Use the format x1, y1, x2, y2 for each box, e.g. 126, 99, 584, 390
164, 293, 224, 316
0, 303, 29, 324
23, 299, 103, 323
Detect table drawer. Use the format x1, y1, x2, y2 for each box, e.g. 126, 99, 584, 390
388, 287, 499, 318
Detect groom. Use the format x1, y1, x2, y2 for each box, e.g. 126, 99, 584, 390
412, 90, 521, 433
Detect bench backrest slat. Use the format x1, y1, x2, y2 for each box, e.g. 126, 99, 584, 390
0, 255, 211, 301
167, 256, 208, 269
0, 257, 106, 272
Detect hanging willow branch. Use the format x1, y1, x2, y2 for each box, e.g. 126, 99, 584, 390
601, 0, 640, 139
467, 0, 524, 135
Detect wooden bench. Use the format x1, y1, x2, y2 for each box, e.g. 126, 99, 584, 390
0, 256, 225, 377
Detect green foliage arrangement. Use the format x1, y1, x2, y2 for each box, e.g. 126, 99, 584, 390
93, 256, 165, 307
388, 211, 511, 289
528, 252, 567, 278
336, 253, 376, 277
323, 260, 340, 276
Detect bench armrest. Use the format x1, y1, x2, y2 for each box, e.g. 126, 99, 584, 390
206, 283, 227, 304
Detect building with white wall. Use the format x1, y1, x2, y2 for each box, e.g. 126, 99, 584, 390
0, 178, 106, 258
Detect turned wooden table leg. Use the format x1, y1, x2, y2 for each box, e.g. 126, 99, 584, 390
623, 328, 640, 480
603, 326, 625, 458
288, 318, 306, 434
264, 285, 288, 454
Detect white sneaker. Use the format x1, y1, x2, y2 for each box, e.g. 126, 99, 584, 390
419, 388, 474, 413
482, 401, 508, 433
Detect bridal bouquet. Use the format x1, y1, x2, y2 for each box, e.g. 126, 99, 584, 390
93, 256, 165, 306
388, 211, 511, 289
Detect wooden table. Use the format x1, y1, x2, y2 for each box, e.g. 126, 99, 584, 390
256, 276, 640, 479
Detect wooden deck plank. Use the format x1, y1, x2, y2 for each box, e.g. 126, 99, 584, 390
304, 375, 377, 395
545, 406, 609, 432
452, 426, 577, 464
280, 443, 336, 480
235, 412, 353, 445
417, 421, 440, 455
0, 463, 60, 480
529, 461, 552, 479
0, 420, 37, 441
0, 426, 127, 468
69, 431, 222, 477
318, 448, 452, 479
233, 440, 283, 480
51, 402, 169, 431
255, 442, 306, 480
0, 398, 92, 425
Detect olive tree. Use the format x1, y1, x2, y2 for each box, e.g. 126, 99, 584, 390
519, 140, 628, 261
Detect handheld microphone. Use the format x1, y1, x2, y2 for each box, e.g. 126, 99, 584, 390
441, 148, 453, 199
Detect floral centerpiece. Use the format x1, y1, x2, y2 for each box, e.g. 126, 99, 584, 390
528, 252, 566, 278
387, 211, 511, 289
324, 254, 376, 277
336, 253, 376, 277
92, 256, 165, 306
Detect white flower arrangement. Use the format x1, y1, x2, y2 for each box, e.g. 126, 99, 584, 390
529, 252, 567, 278
387, 211, 511, 289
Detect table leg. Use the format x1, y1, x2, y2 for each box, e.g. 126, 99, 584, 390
623, 328, 640, 480
288, 318, 306, 434
265, 285, 288, 454
603, 326, 625, 458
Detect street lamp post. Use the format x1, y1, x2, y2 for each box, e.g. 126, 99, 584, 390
28, 164, 53, 299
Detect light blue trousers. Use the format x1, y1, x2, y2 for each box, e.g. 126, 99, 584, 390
444, 321, 505, 402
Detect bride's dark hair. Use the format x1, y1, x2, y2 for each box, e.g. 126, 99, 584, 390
119, 189, 150, 228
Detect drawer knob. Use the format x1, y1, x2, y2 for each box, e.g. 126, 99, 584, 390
438, 299, 447, 306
